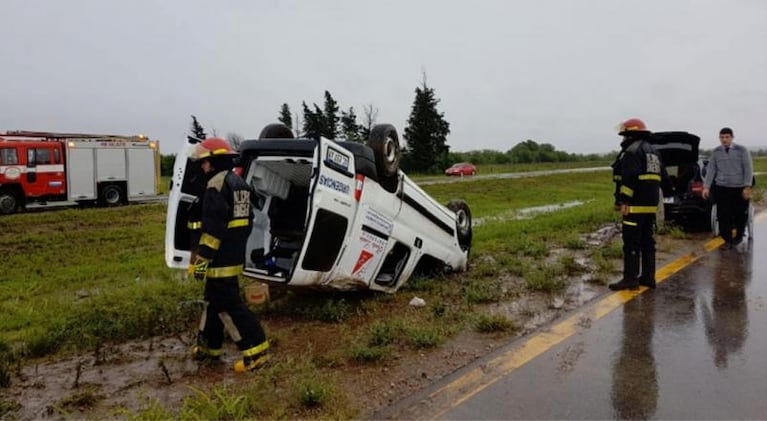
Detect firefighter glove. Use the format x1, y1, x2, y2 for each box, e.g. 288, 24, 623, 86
192, 259, 209, 282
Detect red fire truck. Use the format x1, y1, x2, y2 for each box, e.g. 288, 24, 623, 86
0, 131, 161, 214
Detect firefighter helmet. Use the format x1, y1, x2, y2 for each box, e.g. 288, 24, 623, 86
188, 138, 237, 161
617, 118, 651, 136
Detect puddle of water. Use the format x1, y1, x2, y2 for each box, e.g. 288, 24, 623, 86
474, 200, 589, 227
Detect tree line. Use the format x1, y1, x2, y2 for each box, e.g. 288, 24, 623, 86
161, 77, 767, 176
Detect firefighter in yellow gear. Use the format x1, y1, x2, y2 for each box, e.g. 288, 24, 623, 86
187, 137, 269, 372
610, 118, 671, 290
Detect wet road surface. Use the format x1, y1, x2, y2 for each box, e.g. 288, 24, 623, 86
380, 212, 767, 420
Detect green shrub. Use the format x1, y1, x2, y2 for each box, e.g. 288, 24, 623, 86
430, 301, 447, 318
406, 326, 444, 349
295, 377, 333, 408
0, 399, 21, 418
313, 299, 352, 323
57, 387, 103, 413
602, 241, 624, 259
520, 239, 549, 258
127, 397, 176, 420
563, 236, 587, 250
349, 344, 387, 362
525, 267, 567, 292
367, 320, 398, 347
463, 279, 503, 304
182, 386, 249, 420
473, 314, 515, 333
590, 249, 615, 274
558, 255, 584, 275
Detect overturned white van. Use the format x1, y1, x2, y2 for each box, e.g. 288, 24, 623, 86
165, 124, 471, 293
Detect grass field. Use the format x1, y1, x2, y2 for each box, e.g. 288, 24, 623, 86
1, 157, 765, 418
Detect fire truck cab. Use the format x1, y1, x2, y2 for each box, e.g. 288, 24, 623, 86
0, 131, 161, 214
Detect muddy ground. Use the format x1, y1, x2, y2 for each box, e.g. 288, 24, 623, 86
0, 224, 718, 420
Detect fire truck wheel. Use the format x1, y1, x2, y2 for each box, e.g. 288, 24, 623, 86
99, 185, 124, 207
0, 192, 19, 215
368, 124, 401, 178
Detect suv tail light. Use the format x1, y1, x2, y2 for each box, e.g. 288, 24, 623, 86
690, 181, 703, 195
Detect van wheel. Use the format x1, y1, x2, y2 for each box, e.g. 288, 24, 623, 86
259, 123, 295, 139
368, 124, 401, 178
447, 199, 472, 252
100, 185, 124, 207
0, 192, 19, 215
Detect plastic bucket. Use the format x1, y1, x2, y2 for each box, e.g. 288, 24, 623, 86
244, 282, 270, 305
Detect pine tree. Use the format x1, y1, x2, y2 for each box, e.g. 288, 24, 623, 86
278, 103, 292, 129
340, 107, 361, 142
322, 90, 339, 139
302, 102, 323, 140
403, 76, 451, 173
190, 115, 207, 140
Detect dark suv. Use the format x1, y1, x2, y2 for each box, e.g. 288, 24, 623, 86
649, 131, 712, 228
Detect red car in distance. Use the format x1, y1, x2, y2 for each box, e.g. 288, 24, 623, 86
445, 162, 477, 176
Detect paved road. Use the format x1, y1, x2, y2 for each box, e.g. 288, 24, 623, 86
379, 211, 767, 420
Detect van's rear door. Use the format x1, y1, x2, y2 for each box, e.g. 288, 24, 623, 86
164, 139, 206, 269
297, 138, 356, 276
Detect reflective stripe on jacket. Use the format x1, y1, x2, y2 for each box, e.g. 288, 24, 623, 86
612, 139, 665, 214
196, 170, 254, 276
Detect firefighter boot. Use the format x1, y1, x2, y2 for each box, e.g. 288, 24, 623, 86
192, 345, 222, 362
639, 253, 656, 289
609, 252, 640, 291
192, 333, 221, 362
234, 342, 270, 373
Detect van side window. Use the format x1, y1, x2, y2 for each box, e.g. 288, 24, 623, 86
0, 148, 18, 165
53, 148, 61, 164
301, 209, 348, 272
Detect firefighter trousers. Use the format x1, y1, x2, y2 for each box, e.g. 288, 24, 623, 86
622, 213, 656, 283
198, 276, 266, 351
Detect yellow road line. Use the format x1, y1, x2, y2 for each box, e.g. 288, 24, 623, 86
427, 236, 725, 419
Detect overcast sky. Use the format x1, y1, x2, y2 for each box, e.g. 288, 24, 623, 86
1, 0, 765, 154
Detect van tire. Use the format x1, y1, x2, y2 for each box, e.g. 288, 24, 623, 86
368, 124, 401, 178
259, 123, 295, 139
0, 192, 19, 215
99, 184, 124, 207
336, 141, 378, 180
447, 199, 472, 252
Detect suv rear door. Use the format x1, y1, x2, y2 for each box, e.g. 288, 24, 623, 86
649, 131, 700, 166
